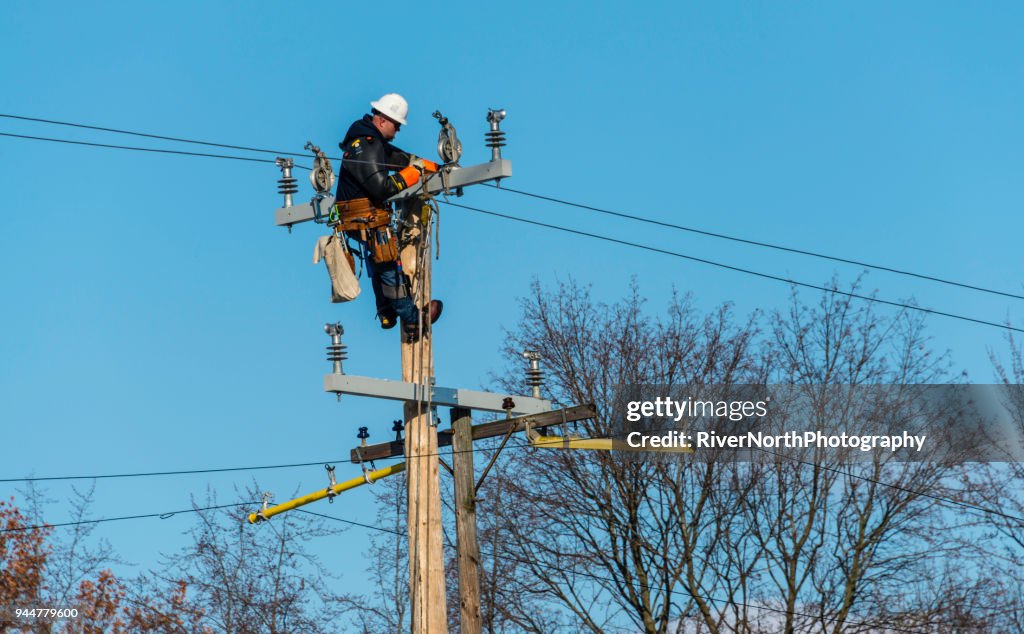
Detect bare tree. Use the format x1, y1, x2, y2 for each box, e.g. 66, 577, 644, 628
474, 277, 1008, 633
337, 472, 410, 633
482, 279, 763, 633
127, 487, 346, 633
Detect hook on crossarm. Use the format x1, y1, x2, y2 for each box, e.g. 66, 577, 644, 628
325, 464, 338, 504
254, 491, 274, 522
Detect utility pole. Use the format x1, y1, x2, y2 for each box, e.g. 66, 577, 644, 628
451, 406, 482, 633
267, 109, 605, 633
402, 229, 447, 633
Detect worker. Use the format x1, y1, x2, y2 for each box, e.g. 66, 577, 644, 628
333, 93, 443, 342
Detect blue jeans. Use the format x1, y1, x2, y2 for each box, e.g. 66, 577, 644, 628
365, 254, 418, 325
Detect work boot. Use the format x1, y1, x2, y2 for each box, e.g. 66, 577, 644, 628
401, 301, 443, 344
378, 307, 398, 330
426, 299, 443, 325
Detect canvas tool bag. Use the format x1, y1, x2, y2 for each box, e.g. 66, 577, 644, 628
313, 233, 361, 303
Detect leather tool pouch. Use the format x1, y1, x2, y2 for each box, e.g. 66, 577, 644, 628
368, 226, 399, 264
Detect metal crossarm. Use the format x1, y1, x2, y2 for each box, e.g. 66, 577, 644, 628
274, 159, 512, 228
324, 374, 552, 415
350, 404, 597, 463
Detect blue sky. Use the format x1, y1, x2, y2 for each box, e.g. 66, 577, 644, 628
1, 1, 1022, 598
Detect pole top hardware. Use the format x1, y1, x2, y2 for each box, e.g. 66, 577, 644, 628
485, 108, 507, 165
254, 491, 274, 522
433, 110, 462, 166
304, 141, 335, 195
325, 464, 338, 503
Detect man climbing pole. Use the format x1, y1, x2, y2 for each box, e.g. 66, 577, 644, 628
333, 93, 443, 342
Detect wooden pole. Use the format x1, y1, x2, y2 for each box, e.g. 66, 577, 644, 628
451, 406, 482, 633
403, 227, 447, 633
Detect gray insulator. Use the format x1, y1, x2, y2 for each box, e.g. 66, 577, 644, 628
326, 344, 348, 362
485, 131, 506, 149
277, 178, 298, 194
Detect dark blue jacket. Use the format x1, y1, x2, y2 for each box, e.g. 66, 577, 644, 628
335, 115, 411, 207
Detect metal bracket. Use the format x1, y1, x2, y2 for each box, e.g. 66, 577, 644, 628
255, 491, 274, 522
325, 464, 337, 503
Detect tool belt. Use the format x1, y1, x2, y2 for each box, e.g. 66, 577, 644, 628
331, 198, 399, 264
331, 197, 391, 232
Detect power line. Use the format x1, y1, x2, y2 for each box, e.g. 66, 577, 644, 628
486, 184, 1024, 302
5, 420, 1019, 528
0, 113, 404, 167
0, 458, 348, 483
0, 440, 542, 483
750, 445, 1024, 526
5, 112, 1021, 305
442, 200, 1024, 335
0, 131, 312, 170
3, 120, 1019, 334
527, 425, 1024, 527
0, 113, 320, 160
0, 502, 252, 533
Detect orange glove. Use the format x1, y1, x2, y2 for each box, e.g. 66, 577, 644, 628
398, 165, 421, 187
410, 157, 439, 173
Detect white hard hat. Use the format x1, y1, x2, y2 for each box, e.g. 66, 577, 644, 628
371, 93, 408, 126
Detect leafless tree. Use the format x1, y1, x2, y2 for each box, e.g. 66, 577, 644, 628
127, 486, 346, 633
475, 277, 1009, 633
337, 472, 410, 633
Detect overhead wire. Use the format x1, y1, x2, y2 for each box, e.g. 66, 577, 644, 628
2, 116, 1021, 326
10, 129, 1005, 331
0, 439, 540, 483
2, 412, 1020, 528
0, 458, 350, 483
0, 502, 253, 533
750, 445, 1024, 526
519, 426, 1024, 526
0, 112, 409, 168
442, 200, 1024, 334
0, 113, 325, 161
485, 183, 1024, 302
4, 112, 1019, 301
0, 131, 312, 170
